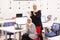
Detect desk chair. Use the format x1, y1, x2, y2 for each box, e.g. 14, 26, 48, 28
0, 23, 2, 34
0, 23, 2, 38
45, 28, 56, 37
4, 22, 14, 40
51, 23, 60, 35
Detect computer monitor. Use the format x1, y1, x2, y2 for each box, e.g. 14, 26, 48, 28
16, 14, 22, 17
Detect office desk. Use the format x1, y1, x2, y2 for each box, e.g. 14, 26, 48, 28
48, 35, 60, 40
0, 19, 15, 35
0, 26, 26, 40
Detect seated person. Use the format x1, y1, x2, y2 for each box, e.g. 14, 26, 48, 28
22, 18, 38, 40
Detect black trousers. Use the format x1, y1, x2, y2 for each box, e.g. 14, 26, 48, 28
38, 31, 43, 40
40, 34, 43, 40
22, 33, 32, 40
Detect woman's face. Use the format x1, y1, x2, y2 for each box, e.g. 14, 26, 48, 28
27, 19, 31, 24
47, 15, 52, 20
33, 4, 37, 10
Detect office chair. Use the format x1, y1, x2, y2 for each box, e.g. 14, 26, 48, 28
51, 23, 60, 35
4, 22, 14, 40
45, 28, 56, 37
0, 23, 2, 38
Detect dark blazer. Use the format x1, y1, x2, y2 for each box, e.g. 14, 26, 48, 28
30, 10, 43, 30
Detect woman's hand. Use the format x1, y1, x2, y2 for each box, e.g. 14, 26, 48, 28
33, 13, 36, 16
26, 23, 30, 29
33, 12, 36, 16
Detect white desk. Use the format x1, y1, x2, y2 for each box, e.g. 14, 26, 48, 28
42, 20, 60, 28
0, 19, 15, 35
0, 20, 15, 23
0, 26, 26, 40
48, 35, 60, 40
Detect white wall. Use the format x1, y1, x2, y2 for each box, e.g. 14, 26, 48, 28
0, 0, 60, 21
0, 0, 40, 19
41, 0, 60, 21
